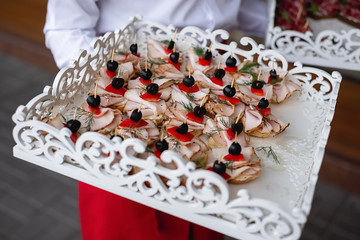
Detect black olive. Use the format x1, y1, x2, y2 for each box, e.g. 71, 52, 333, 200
130, 109, 142, 122
183, 76, 195, 87
269, 69, 277, 79
213, 160, 226, 174
168, 40, 175, 50
110, 135, 124, 141
231, 122, 243, 134
155, 139, 169, 152
130, 43, 138, 54
107, 60, 118, 72
204, 51, 212, 60
223, 85, 236, 97
226, 56, 237, 68
87, 95, 101, 108
66, 119, 81, 133
214, 69, 225, 79
251, 80, 264, 90
193, 106, 206, 117
146, 83, 159, 95
112, 77, 124, 89
169, 52, 180, 64
257, 98, 269, 109
176, 123, 188, 134
139, 69, 152, 80
229, 142, 241, 155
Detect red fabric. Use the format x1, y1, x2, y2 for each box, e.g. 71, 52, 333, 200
79, 182, 224, 240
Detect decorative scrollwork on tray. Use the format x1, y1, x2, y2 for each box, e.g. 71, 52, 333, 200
12, 16, 342, 239
267, 27, 360, 70
13, 118, 306, 239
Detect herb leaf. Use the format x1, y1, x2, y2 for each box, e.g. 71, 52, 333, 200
180, 101, 193, 112
194, 46, 204, 57
255, 146, 280, 164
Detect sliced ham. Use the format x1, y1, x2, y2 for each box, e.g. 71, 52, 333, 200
186, 47, 214, 74
151, 63, 184, 80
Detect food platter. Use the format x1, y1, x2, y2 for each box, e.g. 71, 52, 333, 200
12, 16, 341, 240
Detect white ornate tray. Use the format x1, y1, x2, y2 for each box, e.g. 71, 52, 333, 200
12, 16, 341, 240
266, 0, 360, 71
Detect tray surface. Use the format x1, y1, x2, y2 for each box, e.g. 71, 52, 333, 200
12, 16, 341, 240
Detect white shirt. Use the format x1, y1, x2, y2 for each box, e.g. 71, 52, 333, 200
44, 0, 268, 69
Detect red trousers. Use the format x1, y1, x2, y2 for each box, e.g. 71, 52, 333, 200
79, 182, 224, 240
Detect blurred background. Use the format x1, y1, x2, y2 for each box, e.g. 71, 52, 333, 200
0, 1, 359, 239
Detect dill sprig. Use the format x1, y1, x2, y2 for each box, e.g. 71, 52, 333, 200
239, 81, 252, 86
186, 92, 196, 102
255, 146, 280, 164
224, 161, 234, 171
145, 147, 154, 153
269, 77, 283, 85
194, 157, 206, 169
219, 117, 233, 129
162, 40, 170, 45
194, 46, 204, 57
59, 113, 67, 123
157, 76, 166, 79
148, 59, 167, 65
237, 62, 260, 74
180, 101, 193, 112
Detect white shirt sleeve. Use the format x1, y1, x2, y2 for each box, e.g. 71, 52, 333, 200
43, 0, 100, 69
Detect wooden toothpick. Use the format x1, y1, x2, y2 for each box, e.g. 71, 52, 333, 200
111, 49, 115, 62
160, 122, 165, 141
117, 65, 121, 78
236, 109, 242, 123
265, 88, 270, 100
188, 66, 191, 78
73, 108, 77, 120
115, 123, 119, 135
218, 150, 224, 164
173, 43, 176, 53
258, 68, 262, 80
134, 34, 137, 44
208, 42, 213, 52
231, 52, 233, 59
296, 4, 303, 21
138, 104, 142, 112
231, 76, 235, 88
145, 58, 148, 71
173, 28, 178, 41
200, 96, 208, 107
272, 59, 275, 71
217, 58, 222, 69
94, 82, 98, 98
235, 132, 238, 143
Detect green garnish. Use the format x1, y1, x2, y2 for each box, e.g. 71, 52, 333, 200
255, 146, 280, 164
180, 101, 194, 112
194, 46, 204, 57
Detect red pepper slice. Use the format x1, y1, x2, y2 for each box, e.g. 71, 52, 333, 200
217, 95, 241, 105
210, 76, 223, 86
167, 126, 194, 142
104, 84, 127, 96
206, 167, 231, 180
178, 83, 199, 93
198, 57, 212, 66
140, 92, 162, 101
88, 106, 101, 115
224, 66, 237, 73
226, 128, 235, 140
164, 47, 172, 55
154, 148, 162, 158
167, 58, 181, 70
70, 132, 77, 143
125, 53, 140, 58
251, 87, 264, 96
186, 111, 204, 124
139, 78, 152, 86
106, 69, 116, 78
259, 108, 271, 116
224, 153, 244, 161
119, 119, 148, 128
